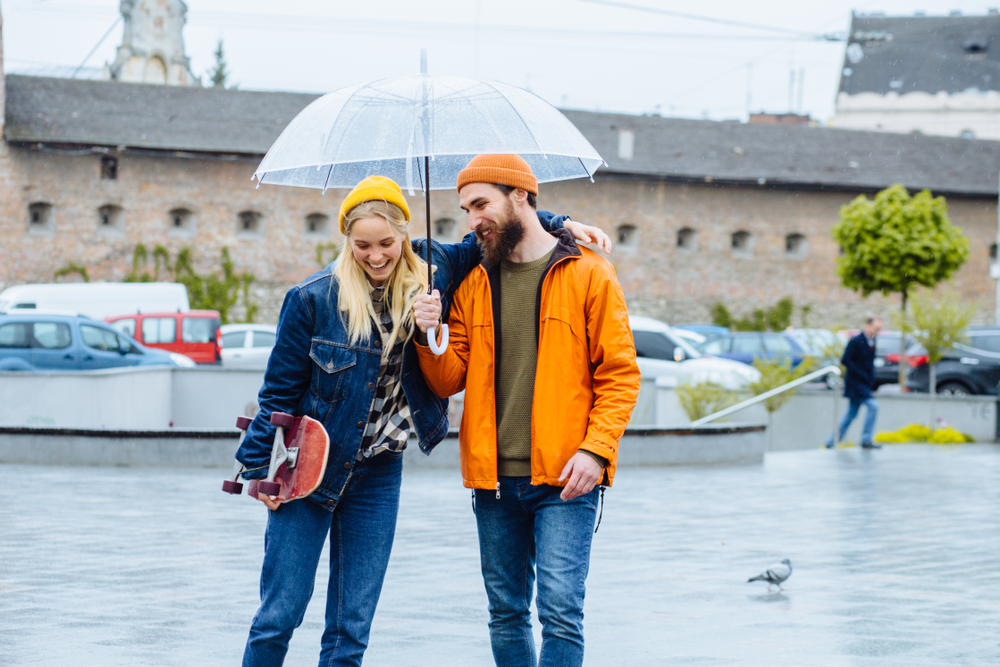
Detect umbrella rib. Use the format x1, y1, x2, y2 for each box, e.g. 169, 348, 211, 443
320, 85, 395, 162
479, 80, 545, 156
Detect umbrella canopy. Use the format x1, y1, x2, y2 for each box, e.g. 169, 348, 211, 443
253, 75, 605, 194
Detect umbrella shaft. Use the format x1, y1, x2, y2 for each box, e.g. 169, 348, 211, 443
425, 155, 433, 294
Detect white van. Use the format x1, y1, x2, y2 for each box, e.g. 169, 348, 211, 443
0, 283, 190, 320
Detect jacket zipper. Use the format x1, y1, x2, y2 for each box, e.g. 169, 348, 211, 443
496, 482, 501, 499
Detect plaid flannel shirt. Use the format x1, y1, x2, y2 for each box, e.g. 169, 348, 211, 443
360, 285, 412, 457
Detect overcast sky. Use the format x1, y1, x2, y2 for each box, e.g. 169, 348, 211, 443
6, 0, 1000, 123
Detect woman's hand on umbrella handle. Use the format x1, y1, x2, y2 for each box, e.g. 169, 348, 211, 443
564, 220, 613, 254
414, 290, 442, 333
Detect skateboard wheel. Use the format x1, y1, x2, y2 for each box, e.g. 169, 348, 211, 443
270, 412, 295, 428
222, 480, 244, 495
236, 417, 253, 430
258, 481, 281, 496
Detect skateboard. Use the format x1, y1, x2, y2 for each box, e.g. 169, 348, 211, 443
222, 412, 331, 505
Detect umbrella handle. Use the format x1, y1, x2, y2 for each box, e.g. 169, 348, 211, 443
428, 324, 449, 355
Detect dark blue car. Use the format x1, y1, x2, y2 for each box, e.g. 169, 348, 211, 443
696, 331, 810, 367
0, 313, 193, 371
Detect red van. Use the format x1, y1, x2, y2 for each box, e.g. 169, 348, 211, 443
106, 311, 222, 364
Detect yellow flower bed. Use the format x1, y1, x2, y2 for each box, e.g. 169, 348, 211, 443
874, 423, 974, 444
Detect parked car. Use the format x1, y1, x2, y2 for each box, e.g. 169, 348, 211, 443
873, 331, 921, 388
695, 331, 811, 368
673, 324, 729, 340
0, 282, 189, 320
220, 324, 277, 369
630, 316, 760, 389
671, 328, 706, 346
906, 326, 1000, 395
0, 312, 195, 371
107, 311, 221, 364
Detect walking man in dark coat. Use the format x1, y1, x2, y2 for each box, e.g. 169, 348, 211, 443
826, 315, 882, 449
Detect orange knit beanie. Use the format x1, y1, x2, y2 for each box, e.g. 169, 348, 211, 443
456, 154, 538, 195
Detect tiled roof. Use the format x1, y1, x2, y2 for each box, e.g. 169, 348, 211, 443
564, 110, 1000, 196
838, 13, 1000, 95
4, 75, 318, 155
7, 74, 1000, 196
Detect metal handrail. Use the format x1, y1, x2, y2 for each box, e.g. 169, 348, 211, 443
691, 365, 842, 426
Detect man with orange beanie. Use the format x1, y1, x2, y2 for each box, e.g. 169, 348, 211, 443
413, 154, 640, 667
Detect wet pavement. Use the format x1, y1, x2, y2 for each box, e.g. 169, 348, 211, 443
2, 445, 999, 666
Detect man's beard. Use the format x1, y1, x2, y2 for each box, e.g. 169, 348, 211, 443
476, 201, 525, 265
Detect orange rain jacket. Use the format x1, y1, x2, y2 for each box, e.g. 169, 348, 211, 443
416, 228, 641, 490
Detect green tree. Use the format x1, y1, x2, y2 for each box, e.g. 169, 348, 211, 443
831, 184, 970, 385
897, 291, 977, 417
209, 40, 229, 89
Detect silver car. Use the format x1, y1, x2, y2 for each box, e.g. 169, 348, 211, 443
220, 324, 277, 369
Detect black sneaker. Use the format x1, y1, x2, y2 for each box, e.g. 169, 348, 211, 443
861, 442, 882, 449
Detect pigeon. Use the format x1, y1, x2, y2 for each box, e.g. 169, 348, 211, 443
748, 559, 792, 591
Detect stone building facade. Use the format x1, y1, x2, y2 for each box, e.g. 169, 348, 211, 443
3, 71, 1000, 328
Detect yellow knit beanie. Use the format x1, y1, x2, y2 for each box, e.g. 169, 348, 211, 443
456, 154, 538, 195
338, 176, 411, 234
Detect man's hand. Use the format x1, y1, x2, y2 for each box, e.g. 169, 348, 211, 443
413, 289, 442, 333
558, 452, 603, 501
258, 492, 281, 510
564, 220, 613, 254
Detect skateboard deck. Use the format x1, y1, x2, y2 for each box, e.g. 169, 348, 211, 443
247, 415, 330, 504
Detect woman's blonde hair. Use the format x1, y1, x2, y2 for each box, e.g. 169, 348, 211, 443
335, 199, 428, 347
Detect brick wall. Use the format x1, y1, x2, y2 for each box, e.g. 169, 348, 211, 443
1, 144, 996, 328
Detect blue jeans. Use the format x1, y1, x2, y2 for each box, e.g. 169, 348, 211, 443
826, 397, 879, 446
242, 451, 402, 667
474, 477, 599, 667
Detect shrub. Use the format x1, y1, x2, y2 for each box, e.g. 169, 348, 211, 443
874, 423, 972, 444
928, 426, 974, 444
675, 380, 742, 421
747, 356, 817, 413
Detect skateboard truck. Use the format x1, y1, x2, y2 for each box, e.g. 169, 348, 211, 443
222, 416, 254, 495
256, 412, 299, 497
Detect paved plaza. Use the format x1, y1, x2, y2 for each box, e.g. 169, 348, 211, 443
2, 445, 999, 666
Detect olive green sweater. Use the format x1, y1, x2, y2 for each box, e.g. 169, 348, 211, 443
495, 251, 553, 476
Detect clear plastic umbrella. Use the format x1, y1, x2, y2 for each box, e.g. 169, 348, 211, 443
253, 70, 605, 353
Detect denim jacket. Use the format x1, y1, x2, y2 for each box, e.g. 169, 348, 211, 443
236, 211, 568, 509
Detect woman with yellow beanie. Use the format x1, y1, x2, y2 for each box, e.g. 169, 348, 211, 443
235, 175, 606, 667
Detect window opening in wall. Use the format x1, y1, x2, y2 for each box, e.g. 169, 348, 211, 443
305, 213, 329, 235
28, 202, 53, 230
616, 224, 638, 248
99, 204, 122, 229
991, 243, 997, 261
677, 227, 696, 250
732, 230, 751, 251
434, 218, 456, 239
238, 211, 262, 235
169, 208, 193, 229
101, 155, 118, 180
785, 233, 807, 255
617, 130, 635, 160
